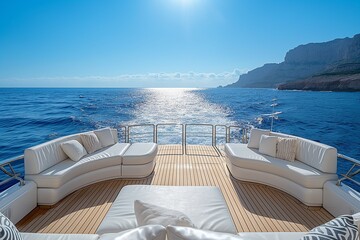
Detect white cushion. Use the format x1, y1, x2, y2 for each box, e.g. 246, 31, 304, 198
25, 143, 130, 188
167, 226, 242, 240
276, 137, 297, 161
21, 233, 99, 240
80, 132, 102, 154
258, 135, 277, 157
122, 143, 158, 165
61, 140, 88, 161
0, 212, 22, 240
99, 225, 166, 240
94, 128, 115, 148
96, 185, 237, 234
134, 200, 195, 228
225, 143, 337, 189
247, 129, 270, 149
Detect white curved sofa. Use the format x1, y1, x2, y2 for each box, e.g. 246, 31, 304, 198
24, 128, 158, 205
225, 129, 338, 206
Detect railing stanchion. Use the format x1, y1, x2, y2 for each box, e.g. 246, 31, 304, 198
126, 126, 130, 143
182, 124, 185, 155
152, 124, 156, 143
184, 124, 187, 155
0, 155, 26, 187
226, 127, 230, 143
337, 154, 360, 187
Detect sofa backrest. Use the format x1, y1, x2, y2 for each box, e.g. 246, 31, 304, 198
270, 132, 337, 173
24, 128, 119, 175
24, 133, 82, 175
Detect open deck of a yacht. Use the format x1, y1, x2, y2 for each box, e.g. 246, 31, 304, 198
17, 145, 333, 234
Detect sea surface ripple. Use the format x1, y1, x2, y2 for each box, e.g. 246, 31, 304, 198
0, 88, 359, 191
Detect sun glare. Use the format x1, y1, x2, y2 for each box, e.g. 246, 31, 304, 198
178, 0, 193, 7
170, 0, 197, 8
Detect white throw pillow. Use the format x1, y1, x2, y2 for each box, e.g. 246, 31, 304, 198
247, 128, 270, 149
134, 200, 195, 228
60, 140, 88, 161
166, 226, 243, 240
80, 132, 102, 154
0, 212, 23, 240
99, 225, 166, 240
258, 135, 277, 157
276, 137, 298, 162
94, 128, 115, 147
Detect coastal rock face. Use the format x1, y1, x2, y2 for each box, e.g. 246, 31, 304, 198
227, 34, 360, 90
278, 63, 360, 91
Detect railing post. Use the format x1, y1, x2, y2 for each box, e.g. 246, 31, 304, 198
184, 124, 187, 155
182, 124, 185, 155
242, 128, 247, 143
212, 125, 215, 146
152, 124, 156, 143
155, 124, 158, 143
125, 126, 130, 143
226, 127, 230, 143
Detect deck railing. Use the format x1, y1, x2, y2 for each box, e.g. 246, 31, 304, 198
1, 124, 359, 191
337, 154, 360, 187
0, 155, 25, 187
121, 123, 249, 155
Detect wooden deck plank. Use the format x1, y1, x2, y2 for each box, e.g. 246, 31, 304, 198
17, 145, 333, 234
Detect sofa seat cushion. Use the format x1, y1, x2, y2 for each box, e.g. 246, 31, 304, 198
225, 143, 337, 189
21, 233, 99, 240
96, 185, 237, 235
122, 143, 158, 165
26, 143, 130, 188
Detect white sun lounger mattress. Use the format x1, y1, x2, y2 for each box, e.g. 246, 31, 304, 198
96, 185, 237, 234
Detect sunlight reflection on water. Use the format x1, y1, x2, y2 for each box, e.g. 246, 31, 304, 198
123, 88, 237, 144
125, 88, 236, 125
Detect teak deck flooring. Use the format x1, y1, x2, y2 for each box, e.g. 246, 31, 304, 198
17, 145, 333, 234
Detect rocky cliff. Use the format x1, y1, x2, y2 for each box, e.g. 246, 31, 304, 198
227, 34, 360, 90
278, 63, 360, 91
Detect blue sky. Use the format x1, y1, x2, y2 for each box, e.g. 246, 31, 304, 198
0, 0, 360, 88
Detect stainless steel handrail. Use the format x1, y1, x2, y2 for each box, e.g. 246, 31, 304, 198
337, 154, 360, 187
0, 155, 24, 166
0, 155, 25, 187
184, 124, 215, 155
127, 124, 156, 143
214, 125, 227, 145
156, 123, 184, 154
227, 125, 245, 143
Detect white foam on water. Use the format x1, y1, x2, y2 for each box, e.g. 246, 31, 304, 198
124, 88, 236, 126
123, 88, 236, 144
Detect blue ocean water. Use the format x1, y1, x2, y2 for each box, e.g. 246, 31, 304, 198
0, 88, 359, 191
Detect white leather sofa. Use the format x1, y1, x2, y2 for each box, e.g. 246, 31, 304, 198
225, 129, 338, 206
24, 129, 158, 205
